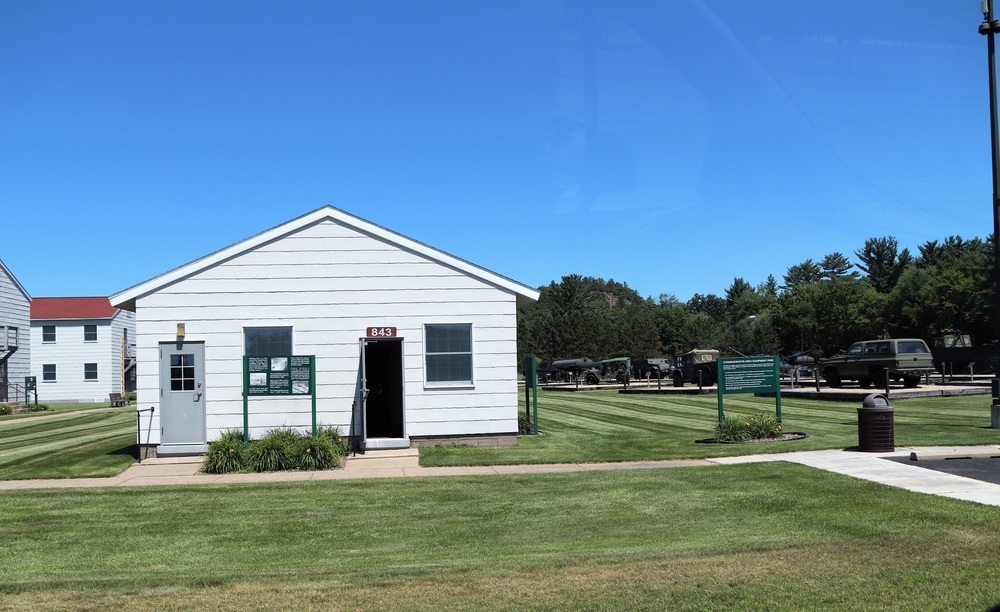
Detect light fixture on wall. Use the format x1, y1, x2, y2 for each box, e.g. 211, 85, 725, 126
176, 323, 186, 339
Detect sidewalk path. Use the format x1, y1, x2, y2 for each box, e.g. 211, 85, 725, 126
2, 446, 999, 508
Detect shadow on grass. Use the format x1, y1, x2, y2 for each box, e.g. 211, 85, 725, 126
109, 444, 140, 460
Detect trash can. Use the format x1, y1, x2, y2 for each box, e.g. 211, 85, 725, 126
857, 393, 894, 452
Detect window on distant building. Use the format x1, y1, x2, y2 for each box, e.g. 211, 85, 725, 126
425, 323, 473, 385
244, 327, 293, 356
42, 364, 56, 381
84, 363, 98, 380
84, 325, 97, 342
42, 325, 55, 343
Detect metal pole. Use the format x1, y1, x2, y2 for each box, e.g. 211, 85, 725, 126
981, 0, 1000, 342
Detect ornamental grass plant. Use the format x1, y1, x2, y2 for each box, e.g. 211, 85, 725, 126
714, 413, 782, 442
201, 426, 347, 474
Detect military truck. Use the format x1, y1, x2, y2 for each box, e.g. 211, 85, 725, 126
931, 332, 1000, 376
584, 357, 631, 385
818, 338, 934, 388
632, 357, 674, 380
672, 349, 720, 387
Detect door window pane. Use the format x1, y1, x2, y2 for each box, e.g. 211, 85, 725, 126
170, 354, 195, 391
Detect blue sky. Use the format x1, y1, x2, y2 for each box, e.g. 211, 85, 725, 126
0, 1, 991, 302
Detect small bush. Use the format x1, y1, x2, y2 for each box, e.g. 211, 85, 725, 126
316, 425, 349, 457
518, 413, 534, 435
715, 413, 782, 442
248, 434, 292, 473
0, 404, 11, 416
292, 435, 339, 470
201, 430, 247, 474
29, 404, 49, 412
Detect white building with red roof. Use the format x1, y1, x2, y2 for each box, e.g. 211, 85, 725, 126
30, 297, 136, 403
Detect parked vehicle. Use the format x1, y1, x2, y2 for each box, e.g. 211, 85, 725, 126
818, 338, 934, 388
548, 357, 593, 383
584, 357, 631, 385
632, 357, 674, 380
672, 349, 719, 387
931, 332, 1000, 375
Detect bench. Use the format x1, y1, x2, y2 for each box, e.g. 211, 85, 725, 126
109, 393, 128, 407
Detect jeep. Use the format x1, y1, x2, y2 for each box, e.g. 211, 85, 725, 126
819, 338, 934, 388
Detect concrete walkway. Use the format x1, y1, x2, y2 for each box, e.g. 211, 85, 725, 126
2, 445, 999, 507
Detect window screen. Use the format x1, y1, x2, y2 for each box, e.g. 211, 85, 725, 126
425, 324, 472, 384
244, 327, 293, 357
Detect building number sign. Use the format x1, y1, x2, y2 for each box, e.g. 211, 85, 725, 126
366, 327, 397, 338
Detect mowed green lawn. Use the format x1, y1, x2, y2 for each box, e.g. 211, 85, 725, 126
0, 394, 999, 609
1, 465, 999, 610
422, 390, 1000, 466
0, 407, 137, 479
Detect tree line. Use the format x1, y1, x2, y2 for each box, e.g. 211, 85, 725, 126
517, 234, 996, 363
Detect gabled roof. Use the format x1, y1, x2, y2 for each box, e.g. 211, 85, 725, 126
0, 258, 31, 302
31, 297, 118, 321
112, 205, 540, 310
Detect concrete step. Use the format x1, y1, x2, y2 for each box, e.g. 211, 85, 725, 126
343, 448, 419, 470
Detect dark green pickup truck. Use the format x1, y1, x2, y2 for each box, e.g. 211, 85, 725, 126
819, 338, 934, 388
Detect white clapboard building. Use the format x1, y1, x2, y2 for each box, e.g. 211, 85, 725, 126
1, 259, 31, 404
30, 297, 137, 403
111, 206, 539, 456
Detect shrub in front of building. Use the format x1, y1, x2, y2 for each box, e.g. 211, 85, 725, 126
202, 426, 347, 474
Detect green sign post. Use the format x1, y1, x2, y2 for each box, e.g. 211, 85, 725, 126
242, 355, 316, 446
717, 356, 781, 421
24, 376, 37, 408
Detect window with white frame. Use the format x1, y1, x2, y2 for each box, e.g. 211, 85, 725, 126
42, 364, 56, 381
84, 363, 98, 380
244, 327, 293, 357
84, 325, 97, 342
42, 325, 55, 343
425, 323, 473, 384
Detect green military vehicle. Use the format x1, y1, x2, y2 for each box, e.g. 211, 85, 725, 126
818, 338, 934, 388
672, 349, 720, 387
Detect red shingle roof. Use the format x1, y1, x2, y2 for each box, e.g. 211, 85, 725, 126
31, 297, 117, 320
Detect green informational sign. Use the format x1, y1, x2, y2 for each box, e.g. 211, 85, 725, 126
243, 355, 317, 446
717, 356, 781, 421
246, 356, 314, 396
24, 376, 36, 391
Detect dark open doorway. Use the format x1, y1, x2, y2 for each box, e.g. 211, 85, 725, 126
363, 338, 404, 439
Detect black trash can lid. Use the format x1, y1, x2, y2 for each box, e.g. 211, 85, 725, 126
862, 393, 890, 408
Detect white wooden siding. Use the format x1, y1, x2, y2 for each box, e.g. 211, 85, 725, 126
133, 218, 522, 444
0, 263, 31, 397
30, 311, 136, 403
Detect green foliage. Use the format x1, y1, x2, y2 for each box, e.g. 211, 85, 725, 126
30, 404, 49, 412
714, 413, 782, 442
232, 426, 349, 473
518, 413, 534, 435
201, 430, 247, 474
0, 403, 11, 415
516, 232, 997, 365
316, 425, 349, 456
292, 435, 339, 470
248, 432, 293, 473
